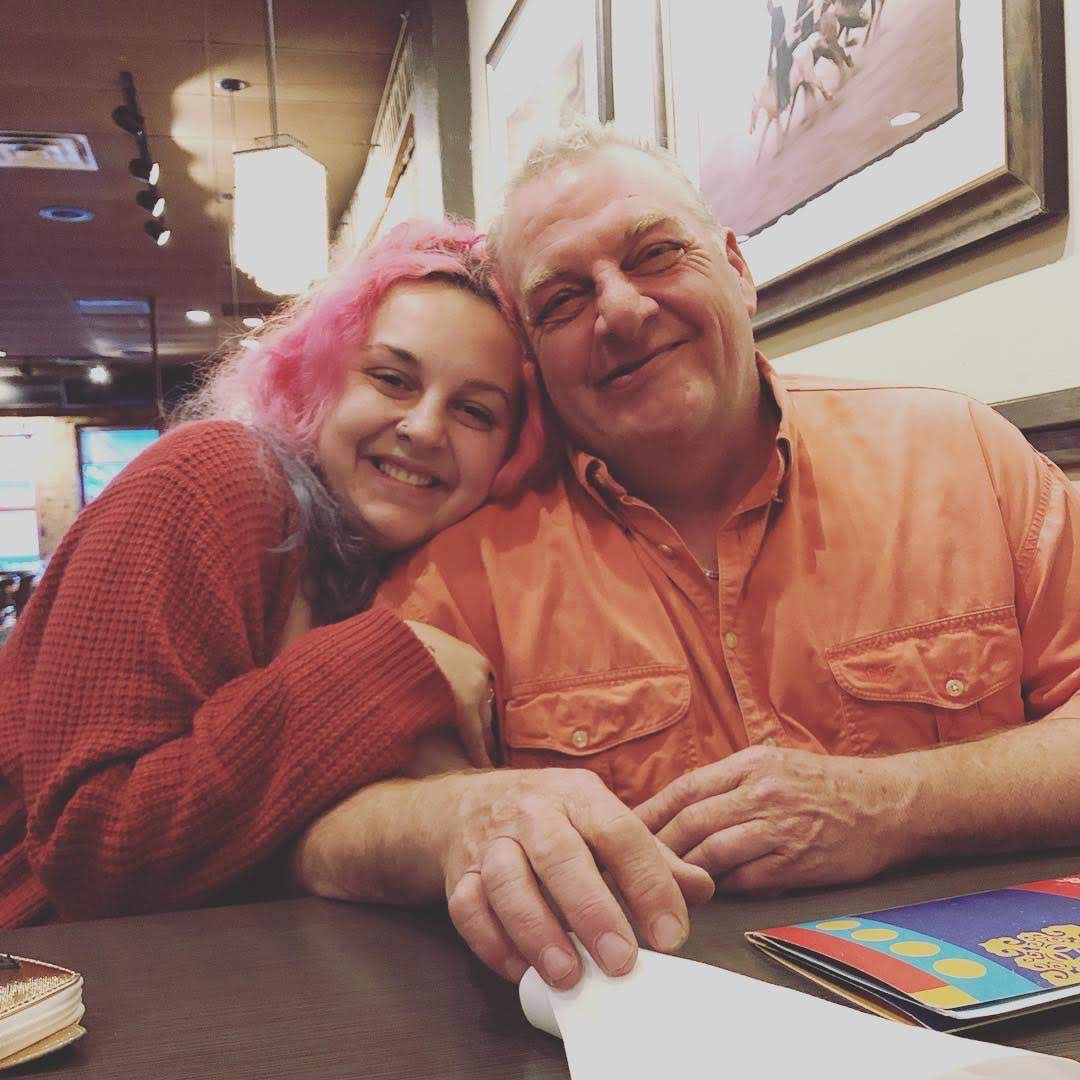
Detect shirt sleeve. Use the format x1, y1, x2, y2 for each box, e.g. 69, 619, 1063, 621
970, 401, 1080, 722
14, 435, 454, 921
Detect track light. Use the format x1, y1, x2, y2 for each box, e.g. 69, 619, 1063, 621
144, 219, 171, 246
135, 188, 166, 218
129, 157, 160, 185
87, 364, 111, 385
112, 104, 145, 135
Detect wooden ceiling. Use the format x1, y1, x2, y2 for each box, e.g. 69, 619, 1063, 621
0, 0, 407, 404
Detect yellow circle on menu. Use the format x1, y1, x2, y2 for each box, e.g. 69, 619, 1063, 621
933, 958, 987, 979
817, 920, 860, 931
891, 941, 941, 958
852, 929, 898, 942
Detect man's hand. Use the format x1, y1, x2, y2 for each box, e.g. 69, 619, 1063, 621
439, 768, 714, 988
635, 746, 915, 893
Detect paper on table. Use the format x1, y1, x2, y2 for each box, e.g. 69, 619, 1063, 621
520, 942, 1080, 1080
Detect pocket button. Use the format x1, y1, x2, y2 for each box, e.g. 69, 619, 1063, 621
945, 678, 965, 698
571, 729, 589, 749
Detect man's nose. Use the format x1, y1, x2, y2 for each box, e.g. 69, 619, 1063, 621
594, 270, 657, 342
397, 395, 447, 449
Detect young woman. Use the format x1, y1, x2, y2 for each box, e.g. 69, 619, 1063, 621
0, 220, 546, 927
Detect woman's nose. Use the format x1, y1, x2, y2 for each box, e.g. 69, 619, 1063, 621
396, 396, 447, 449
594, 270, 658, 342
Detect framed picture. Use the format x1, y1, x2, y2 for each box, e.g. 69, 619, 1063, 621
663, 0, 1067, 331
486, 0, 613, 187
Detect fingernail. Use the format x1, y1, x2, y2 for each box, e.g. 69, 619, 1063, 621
540, 944, 576, 983
651, 912, 687, 952
595, 931, 634, 974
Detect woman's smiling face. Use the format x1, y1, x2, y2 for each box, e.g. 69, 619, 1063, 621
316, 281, 523, 550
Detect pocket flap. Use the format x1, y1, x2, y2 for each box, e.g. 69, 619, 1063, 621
825, 606, 1021, 710
504, 666, 690, 756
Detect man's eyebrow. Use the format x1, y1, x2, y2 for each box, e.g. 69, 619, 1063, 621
521, 213, 685, 304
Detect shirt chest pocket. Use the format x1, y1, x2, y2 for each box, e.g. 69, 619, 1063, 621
824, 606, 1024, 755
501, 666, 691, 799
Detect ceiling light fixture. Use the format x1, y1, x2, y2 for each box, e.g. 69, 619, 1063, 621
240, 338, 258, 349
116, 72, 170, 244
144, 219, 171, 246
135, 188, 166, 218
87, 364, 111, 385
0, 351, 6, 358
129, 156, 160, 185
39, 206, 94, 223
111, 105, 144, 136
186, 309, 212, 324
224, 2, 328, 296
241, 316, 264, 329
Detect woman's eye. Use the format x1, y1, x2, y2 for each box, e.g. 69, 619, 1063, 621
368, 369, 411, 395
632, 242, 685, 272
455, 402, 497, 431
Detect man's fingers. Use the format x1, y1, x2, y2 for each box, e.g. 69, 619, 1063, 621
654, 788, 756, 856
658, 842, 715, 906
481, 834, 585, 988
574, 798, 691, 958
682, 819, 775, 878
447, 868, 529, 983
634, 758, 744, 833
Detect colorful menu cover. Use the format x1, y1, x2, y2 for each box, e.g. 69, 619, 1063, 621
747, 876, 1080, 1031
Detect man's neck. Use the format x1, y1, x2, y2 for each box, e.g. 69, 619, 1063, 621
614, 377, 780, 568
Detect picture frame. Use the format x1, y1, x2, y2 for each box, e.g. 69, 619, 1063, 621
485, 0, 613, 188
661, 0, 1067, 332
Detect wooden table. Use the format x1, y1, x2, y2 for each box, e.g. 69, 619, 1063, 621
5, 850, 1080, 1078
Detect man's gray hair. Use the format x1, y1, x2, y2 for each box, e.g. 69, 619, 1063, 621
486, 121, 721, 270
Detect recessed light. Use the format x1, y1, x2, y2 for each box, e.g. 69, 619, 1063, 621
890, 111, 922, 127
87, 364, 111, 385
186, 309, 212, 324
240, 338, 258, 348
0, 351, 6, 358
242, 317, 264, 329
39, 206, 94, 223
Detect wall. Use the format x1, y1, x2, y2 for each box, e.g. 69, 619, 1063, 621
0, 414, 155, 561
466, 0, 1077, 405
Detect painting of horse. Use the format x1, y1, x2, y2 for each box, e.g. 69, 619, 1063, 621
669, 0, 961, 239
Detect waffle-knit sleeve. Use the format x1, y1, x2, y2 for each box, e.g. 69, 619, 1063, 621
13, 423, 453, 920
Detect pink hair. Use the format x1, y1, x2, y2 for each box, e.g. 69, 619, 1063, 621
188, 218, 551, 499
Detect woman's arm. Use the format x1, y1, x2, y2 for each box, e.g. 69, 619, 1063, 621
8, 425, 455, 921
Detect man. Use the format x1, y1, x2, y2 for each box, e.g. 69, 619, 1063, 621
295, 125, 1080, 996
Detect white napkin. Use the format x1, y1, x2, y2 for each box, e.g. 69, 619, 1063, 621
520, 941, 1080, 1079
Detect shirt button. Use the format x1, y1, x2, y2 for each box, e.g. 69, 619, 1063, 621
657, 543, 675, 558
571, 729, 589, 749
945, 678, 965, 698
723, 632, 738, 649
762, 737, 777, 748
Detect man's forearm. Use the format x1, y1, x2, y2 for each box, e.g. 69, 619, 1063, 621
881, 712, 1080, 862
293, 773, 467, 906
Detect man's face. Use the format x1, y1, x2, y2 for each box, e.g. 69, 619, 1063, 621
499, 147, 759, 471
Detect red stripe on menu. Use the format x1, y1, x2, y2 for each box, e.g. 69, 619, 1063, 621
1013, 878, 1080, 900
764, 926, 947, 993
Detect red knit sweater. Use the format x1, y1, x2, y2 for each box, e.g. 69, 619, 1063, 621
0, 421, 455, 927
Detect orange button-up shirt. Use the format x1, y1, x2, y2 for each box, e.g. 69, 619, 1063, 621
380, 361, 1080, 807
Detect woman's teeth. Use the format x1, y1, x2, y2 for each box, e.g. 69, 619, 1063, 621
375, 459, 439, 487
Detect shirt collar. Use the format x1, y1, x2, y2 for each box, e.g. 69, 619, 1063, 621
569, 351, 797, 518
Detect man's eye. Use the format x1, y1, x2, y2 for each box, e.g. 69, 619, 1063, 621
632, 242, 685, 272
535, 289, 587, 325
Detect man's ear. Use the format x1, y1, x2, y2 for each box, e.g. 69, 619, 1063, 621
721, 228, 758, 318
